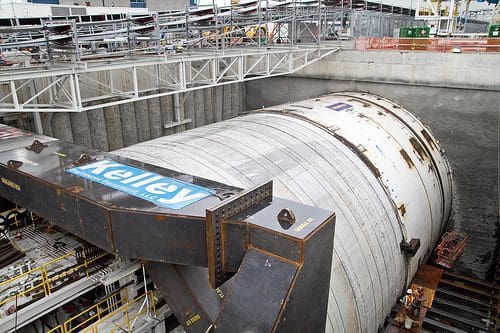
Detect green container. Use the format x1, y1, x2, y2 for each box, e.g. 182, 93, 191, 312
414, 26, 430, 38
399, 27, 414, 38
488, 25, 500, 38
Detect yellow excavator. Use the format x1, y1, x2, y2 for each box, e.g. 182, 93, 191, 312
202, 25, 267, 45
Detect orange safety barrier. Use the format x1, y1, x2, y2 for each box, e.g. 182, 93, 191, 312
355, 37, 500, 53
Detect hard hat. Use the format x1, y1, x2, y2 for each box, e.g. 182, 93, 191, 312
406, 288, 412, 294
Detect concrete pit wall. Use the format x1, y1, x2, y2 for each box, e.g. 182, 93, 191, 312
245, 50, 500, 281
40, 83, 244, 152
0, 60, 244, 152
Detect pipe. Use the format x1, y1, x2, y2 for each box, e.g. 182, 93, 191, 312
173, 93, 181, 123
114, 92, 452, 332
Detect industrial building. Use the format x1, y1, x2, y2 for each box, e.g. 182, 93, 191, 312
0, 0, 498, 332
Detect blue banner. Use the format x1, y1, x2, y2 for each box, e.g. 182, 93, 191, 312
67, 159, 214, 210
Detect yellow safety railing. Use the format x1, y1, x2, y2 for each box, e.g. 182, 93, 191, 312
0, 247, 108, 309
64, 289, 128, 333
7, 209, 23, 231
46, 325, 64, 333
81, 290, 157, 333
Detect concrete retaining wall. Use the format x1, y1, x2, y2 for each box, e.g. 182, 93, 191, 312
294, 50, 500, 91
41, 83, 245, 152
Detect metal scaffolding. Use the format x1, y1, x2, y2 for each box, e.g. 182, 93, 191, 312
0, 45, 339, 113
0, 1, 416, 59
0, 1, 415, 119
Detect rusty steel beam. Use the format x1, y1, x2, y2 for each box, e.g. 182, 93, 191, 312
0, 139, 239, 266
150, 195, 335, 332
0, 132, 336, 332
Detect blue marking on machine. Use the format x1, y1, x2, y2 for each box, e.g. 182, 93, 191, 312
66, 159, 214, 210
326, 102, 353, 112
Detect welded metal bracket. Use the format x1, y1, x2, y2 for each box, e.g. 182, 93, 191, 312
151, 196, 336, 333
0, 137, 336, 333
206, 181, 273, 288
26, 140, 48, 154
0, 140, 240, 266
401, 238, 421, 257
7, 160, 22, 169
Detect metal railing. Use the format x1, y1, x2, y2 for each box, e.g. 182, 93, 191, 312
63, 289, 128, 333
47, 326, 64, 333
0, 246, 109, 309
46, 289, 156, 333
81, 290, 156, 333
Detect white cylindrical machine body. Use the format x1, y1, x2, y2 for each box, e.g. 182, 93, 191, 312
115, 92, 452, 332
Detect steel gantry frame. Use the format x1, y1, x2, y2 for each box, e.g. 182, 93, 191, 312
0, 0, 415, 129
0, 1, 416, 60
0, 45, 339, 113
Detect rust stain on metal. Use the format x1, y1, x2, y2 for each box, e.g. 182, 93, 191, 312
67, 185, 84, 194
106, 211, 116, 252
26, 140, 48, 154
409, 137, 428, 161
413, 264, 443, 290
290, 104, 313, 110
347, 97, 368, 107
266, 109, 382, 179
154, 214, 168, 222
400, 149, 414, 168
356, 144, 367, 153
362, 155, 381, 178
72, 153, 95, 166
398, 204, 406, 217
421, 129, 437, 150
